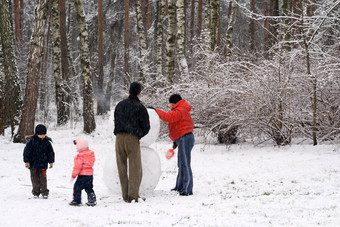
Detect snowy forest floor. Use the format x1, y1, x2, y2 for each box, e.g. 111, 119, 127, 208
1, 116, 340, 227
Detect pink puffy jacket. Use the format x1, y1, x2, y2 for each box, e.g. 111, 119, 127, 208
72, 137, 95, 179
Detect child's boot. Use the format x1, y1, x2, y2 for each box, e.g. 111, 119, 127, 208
69, 200, 82, 206
86, 192, 97, 206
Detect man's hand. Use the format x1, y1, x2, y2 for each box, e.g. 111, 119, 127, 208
49, 163, 53, 168
25, 162, 30, 168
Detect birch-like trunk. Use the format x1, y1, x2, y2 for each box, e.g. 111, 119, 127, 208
224, 0, 238, 61
166, 0, 176, 83
59, 0, 72, 121
210, 0, 220, 51
124, 0, 130, 83
135, 0, 148, 80
74, 0, 96, 133
52, 0, 69, 125
156, 0, 165, 78
14, 0, 48, 143
176, 0, 188, 76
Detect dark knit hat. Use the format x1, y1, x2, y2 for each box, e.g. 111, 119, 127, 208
129, 82, 142, 96
35, 124, 47, 135
169, 94, 182, 104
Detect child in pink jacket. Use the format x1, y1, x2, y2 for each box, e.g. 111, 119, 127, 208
69, 137, 96, 206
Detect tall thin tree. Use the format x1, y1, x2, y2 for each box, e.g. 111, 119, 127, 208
124, 0, 130, 83
224, 0, 238, 60
156, 0, 165, 78
166, 0, 176, 83
73, 0, 96, 133
136, 0, 148, 80
14, 0, 49, 143
176, 0, 188, 76
52, 0, 69, 125
0, 0, 21, 137
249, 0, 256, 52
60, 0, 72, 121
97, 0, 106, 114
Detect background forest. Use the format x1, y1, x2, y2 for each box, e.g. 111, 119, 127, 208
0, 0, 339, 145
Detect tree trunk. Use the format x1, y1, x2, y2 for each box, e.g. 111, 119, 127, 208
176, 0, 188, 76
60, 0, 71, 121
224, 0, 238, 61
190, 0, 195, 42
156, 0, 165, 78
204, 0, 211, 35
263, 1, 269, 57
14, 0, 22, 46
52, 0, 69, 125
249, 0, 255, 52
147, 0, 152, 30
166, 0, 176, 83
0, 29, 4, 135
97, 0, 106, 115
0, 0, 21, 137
73, 0, 96, 133
197, 0, 203, 36
210, 0, 219, 51
124, 0, 130, 83
272, 0, 279, 41
14, 0, 48, 143
136, 0, 148, 80
282, 0, 291, 51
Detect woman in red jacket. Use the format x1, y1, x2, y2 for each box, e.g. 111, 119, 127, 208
155, 94, 195, 196
69, 137, 97, 206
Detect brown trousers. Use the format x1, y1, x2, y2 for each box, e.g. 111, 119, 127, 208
115, 133, 142, 202
30, 168, 49, 196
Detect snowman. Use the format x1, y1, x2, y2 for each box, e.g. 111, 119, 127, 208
103, 109, 161, 195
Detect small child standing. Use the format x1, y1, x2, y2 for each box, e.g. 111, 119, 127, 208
69, 137, 97, 206
23, 124, 55, 199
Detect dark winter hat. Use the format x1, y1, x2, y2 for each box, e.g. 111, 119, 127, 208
129, 82, 142, 96
169, 94, 182, 104
35, 124, 47, 135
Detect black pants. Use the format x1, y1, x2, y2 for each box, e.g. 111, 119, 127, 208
30, 168, 49, 196
73, 175, 95, 203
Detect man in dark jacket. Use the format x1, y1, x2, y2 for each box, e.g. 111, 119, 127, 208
23, 124, 55, 199
114, 82, 150, 202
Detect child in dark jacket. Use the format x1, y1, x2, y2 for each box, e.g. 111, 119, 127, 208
23, 124, 55, 199
69, 137, 97, 206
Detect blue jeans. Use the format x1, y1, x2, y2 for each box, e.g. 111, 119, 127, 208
174, 133, 195, 194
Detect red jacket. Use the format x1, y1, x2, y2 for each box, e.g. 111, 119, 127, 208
72, 149, 95, 178
156, 99, 194, 141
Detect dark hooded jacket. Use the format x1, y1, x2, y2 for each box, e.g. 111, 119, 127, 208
23, 135, 55, 169
114, 95, 150, 139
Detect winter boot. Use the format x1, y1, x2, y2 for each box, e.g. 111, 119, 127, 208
69, 200, 82, 206
86, 192, 97, 206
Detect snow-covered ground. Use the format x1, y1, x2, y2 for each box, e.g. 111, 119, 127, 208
1, 115, 340, 227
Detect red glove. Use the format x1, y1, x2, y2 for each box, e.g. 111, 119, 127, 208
166, 149, 175, 159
